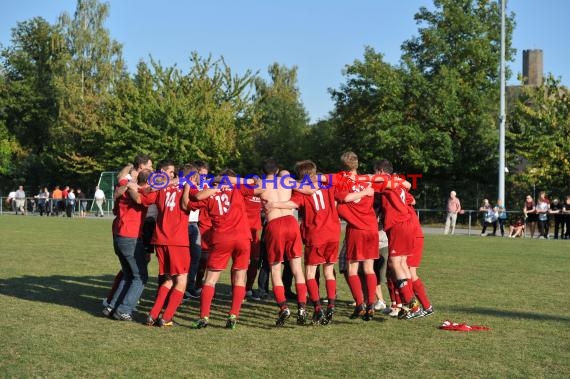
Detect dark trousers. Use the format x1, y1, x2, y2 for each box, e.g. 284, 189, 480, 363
554, 216, 565, 239
498, 218, 506, 236
482, 221, 497, 235
538, 219, 549, 238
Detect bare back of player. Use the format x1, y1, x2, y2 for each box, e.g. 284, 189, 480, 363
260, 171, 296, 222
257, 161, 307, 326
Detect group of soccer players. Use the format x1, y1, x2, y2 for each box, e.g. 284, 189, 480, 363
102, 152, 433, 329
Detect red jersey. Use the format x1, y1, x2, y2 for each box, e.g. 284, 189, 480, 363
192, 187, 254, 245
381, 186, 411, 231
244, 194, 262, 230
112, 191, 146, 238
334, 173, 379, 231
405, 191, 423, 238
291, 188, 341, 246
141, 185, 190, 246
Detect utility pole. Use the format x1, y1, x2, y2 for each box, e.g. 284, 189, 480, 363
498, 0, 506, 205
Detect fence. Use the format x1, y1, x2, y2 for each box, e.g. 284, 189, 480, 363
0, 197, 115, 217
414, 209, 526, 236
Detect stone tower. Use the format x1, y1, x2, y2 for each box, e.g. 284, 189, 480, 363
522, 49, 543, 86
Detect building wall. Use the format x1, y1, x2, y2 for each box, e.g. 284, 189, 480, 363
522, 49, 543, 86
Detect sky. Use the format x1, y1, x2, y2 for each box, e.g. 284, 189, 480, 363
1, 0, 569, 123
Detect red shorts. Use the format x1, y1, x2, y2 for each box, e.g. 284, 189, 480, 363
387, 221, 415, 257
200, 227, 213, 251
265, 216, 303, 264
250, 229, 261, 261
345, 228, 379, 261
407, 236, 424, 267
208, 238, 250, 271
305, 241, 339, 265
155, 245, 190, 275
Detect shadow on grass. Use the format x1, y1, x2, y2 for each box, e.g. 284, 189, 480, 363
0, 275, 365, 329
449, 306, 570, 322
0, 274, 120, 314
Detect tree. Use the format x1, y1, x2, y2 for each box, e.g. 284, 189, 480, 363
401, 0, 516, 181
252, 63, 310, 171
508, 75, 570, 198
48, 0, 125, 177
105, 54, 256, 173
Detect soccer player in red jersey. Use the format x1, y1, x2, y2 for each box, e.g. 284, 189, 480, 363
333, 152, 386, 320
103, 169, 151, 321
103, 155, 153, 309
185, 169, 264, 329
266, 160, 341, 325
404, 188, 433, 317
244, 192, 263, 300
193, 161, 213, 295
256, 158, 308, 326
130, 162, 216, 327
373, 159, 421, 319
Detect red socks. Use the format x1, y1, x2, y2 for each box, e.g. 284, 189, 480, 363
412, 278, 431, 309
325, 279, 336, 307
365, 273, 377, 306
150, 285, 171, 319
200, 284, 215, 318
306, 279, 320, 302
397, 279, 414, 304
230, 285, 246, 317
273, 285, 287, 308
295, 282, 307, 308
162, 289, 183, 321
348, 275, 364, 306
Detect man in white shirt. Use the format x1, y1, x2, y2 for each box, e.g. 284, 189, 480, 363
15, 186, 26, 215
94, 186, 106, 217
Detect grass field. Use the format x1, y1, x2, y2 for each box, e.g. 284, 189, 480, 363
1, 215, 569, 378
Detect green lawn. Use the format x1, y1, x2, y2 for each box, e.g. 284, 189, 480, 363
0, 215, 569, 378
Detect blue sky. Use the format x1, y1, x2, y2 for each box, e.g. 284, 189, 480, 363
1, 0, 568, 122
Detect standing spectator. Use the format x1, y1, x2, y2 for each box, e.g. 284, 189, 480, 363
94, 186, 106, 217
536, 191, 550, 239
480, 199, 497, 236
550, 198, 565, 239
564, 196, 570, 240
76, 188, 87, 218
523, 195, 537, 238
61, 186, 69, 215
36, 187, 50, 216
51, 186, 63, 216
15, 186, 26, 215
444, 190, 461, 235
65, 189, 76, 218
496, 199, 508, 237
7, 191, 16, 212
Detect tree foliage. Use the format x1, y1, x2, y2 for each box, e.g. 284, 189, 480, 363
508, 76, 570, 197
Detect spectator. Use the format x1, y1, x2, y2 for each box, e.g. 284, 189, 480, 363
36, 187, 50, 216
76, 188, 87, 218
444, 190, 462, 235
496, 199, 508, 237
509, 216, 525, 238
564, 196, 570, 240
7, 191, 16, 213
536, 191, 550, 239
65, 189, 76, 218
523, 195, 537, 238
550, 198, 565, 239
480, 199, 497, 236
60, 186, 69, 215
51, 186, 63, 217
15, 186, 26, 215
94, 186, 106, 217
